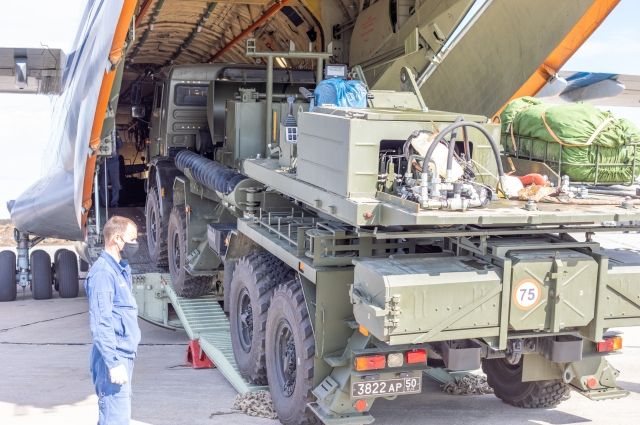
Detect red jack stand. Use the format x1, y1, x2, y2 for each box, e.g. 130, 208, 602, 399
186, 340, 214, 369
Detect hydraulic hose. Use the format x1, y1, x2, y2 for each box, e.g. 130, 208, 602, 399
446, 117, 465, 176
175, 150, 247, 195
462, 125, 471, 162
422, 120, 505, 180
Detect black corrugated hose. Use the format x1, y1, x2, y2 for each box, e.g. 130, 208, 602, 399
175, 150, 247, 195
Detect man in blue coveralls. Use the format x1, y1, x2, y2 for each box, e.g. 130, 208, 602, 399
85, 215, 141, 424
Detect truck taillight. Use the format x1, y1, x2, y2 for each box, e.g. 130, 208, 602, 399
596, 336, 622, 353
354, 355, 386, 371
405, 349, 427, 364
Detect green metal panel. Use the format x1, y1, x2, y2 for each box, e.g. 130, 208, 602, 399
222, 100, 266, 168
243, 152, 640, 226
173, 176, 226, 274
418, 0, 595, 116
509, 250, 598, 332
313, 269, 356, 387
355, 0, 473, 90
351, 255, 502, 344
296, 108, 490, 198
598, 249, 640, 325
164, 65, 229, 152
131, 274, 175, 328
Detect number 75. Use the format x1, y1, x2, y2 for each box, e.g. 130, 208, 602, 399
519, 288, 536, 301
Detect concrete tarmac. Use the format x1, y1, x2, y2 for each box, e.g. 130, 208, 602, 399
2, 288, 639, 425
1, 238, 639, 424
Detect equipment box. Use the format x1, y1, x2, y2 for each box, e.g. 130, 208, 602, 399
351, 255, 502, 345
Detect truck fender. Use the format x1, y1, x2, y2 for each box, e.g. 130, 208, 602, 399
148, 158, 183, 219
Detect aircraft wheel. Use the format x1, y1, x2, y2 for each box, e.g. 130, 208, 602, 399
55, 249, 79, 298
31, 250, 52, 300
0, 250, 17, 302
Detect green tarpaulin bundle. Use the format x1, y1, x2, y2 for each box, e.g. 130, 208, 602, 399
500, 97, 640, 183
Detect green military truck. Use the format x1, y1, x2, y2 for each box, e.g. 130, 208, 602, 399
127, 39, 640, 425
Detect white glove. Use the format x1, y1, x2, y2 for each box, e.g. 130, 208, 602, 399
109, 364, 129, 385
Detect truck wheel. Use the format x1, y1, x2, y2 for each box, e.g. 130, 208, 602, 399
146, 187, 169, 269
31, 250, 52, 300
54, 249, 79, 298
482, 357, 570, 408
230, 252, 293, 385
265, 281, 317, 425
0, 250, 17, 302
167, 206, 212, 298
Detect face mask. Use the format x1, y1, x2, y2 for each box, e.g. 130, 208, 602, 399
121, 241, 139, 260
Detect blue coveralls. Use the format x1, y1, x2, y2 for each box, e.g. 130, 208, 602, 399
85, 251, 141, 425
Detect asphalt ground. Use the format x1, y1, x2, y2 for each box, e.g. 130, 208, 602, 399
1, 235, 639, 425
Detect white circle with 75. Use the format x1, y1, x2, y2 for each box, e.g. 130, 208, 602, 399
513, 279, 542, 310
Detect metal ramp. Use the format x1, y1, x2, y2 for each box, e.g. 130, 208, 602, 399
152, 274, 265, 394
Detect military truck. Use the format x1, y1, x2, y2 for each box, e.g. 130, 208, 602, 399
5, 1, 639, 424
125, 37, 640, 424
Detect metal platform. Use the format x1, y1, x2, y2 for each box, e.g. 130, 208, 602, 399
132, 273, 265, 394
244, 159, 640, 228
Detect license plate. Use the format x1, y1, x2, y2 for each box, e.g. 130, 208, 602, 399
351, 376, 422, 398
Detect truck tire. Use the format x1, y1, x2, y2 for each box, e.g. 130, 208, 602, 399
54, 249, 79, 298
230, 252, 293, 385
0, 250, 17, 302
146, 187, 169, 269
482, 357, 570, 408
265, 281, 317, 425
167, 206, 212, 298
31, 250, 52, 300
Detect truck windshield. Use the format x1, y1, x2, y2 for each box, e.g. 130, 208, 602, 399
174, 84, 208, 107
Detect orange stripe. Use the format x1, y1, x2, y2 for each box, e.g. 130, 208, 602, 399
135, 0, 155, 28
81, 0, 137, 227
493, 0, 620, 118
208, 0, 292, 62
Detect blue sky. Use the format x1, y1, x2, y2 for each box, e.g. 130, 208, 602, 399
564, 0, 640, 75
0, 0, 86, 219
0, 0, 639, 219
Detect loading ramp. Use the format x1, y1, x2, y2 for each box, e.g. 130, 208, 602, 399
132, 272, 265, 394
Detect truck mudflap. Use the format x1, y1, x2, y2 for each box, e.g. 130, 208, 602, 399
567, 355, 629, 401
522, 338, 630, 402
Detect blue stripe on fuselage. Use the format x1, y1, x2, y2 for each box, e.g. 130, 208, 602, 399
564, 72, 619, 91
